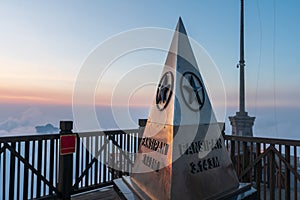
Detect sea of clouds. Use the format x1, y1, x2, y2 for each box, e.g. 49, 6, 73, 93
0, 104, 299, 140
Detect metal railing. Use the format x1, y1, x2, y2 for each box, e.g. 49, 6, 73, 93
224, 135, 300, 200
0, 122, 142, 200
0, 134, 60, 199
72, 128, 140, 195
1, 121, 300, 200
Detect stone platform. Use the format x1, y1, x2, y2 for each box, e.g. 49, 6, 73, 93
113, 176, 258, 200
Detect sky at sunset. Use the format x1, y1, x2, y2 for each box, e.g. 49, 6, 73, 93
0, 1, 300, 137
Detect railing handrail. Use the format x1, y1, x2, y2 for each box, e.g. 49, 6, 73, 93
76, 128, 140, 137
224, 134, 300, 146
0, 128, 141, 142
1, 132, 299, 144
0, 133, 60, 142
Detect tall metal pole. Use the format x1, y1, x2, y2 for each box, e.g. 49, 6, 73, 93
229, 0, 255, 137
239, 0, 245, 114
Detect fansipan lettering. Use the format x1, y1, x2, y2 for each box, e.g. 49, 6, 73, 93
178, 138, 223, 155
141, 137, 169, 155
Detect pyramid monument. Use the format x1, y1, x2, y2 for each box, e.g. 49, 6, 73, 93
116, 18, 242, 200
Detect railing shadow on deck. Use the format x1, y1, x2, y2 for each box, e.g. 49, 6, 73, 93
0, 120, 300, 200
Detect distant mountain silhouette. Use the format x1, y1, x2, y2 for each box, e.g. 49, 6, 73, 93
35, 123, 59, 134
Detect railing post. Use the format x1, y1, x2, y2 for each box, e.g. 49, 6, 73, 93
230, 139, 236, 169
269, 144, 275, 200
255, 143, 261, 196
242, 141, 250, 182
285, 145, 290, 200
58, 121, 75, 200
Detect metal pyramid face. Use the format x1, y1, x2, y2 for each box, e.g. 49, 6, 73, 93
130, 18, 239, 200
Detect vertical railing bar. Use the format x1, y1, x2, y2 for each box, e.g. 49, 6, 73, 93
244, 141, 250, 182
9, 142, 16, 200
135, 132, 138, 153
90, 136, 93, 186
100, 135, 103, 183
102, 136, 109, 183
294, 146, 297, 200
111, 135, 115, 180
99, 135, 102, 183
130, 133, 135, 156
80, 137, 84, 188
56, 138, 59, 190
255, 142, 261, 198
80, 136, 83, 187
17, 141, 21, 200
134, 131, 137, 166
43, 140, 47, 195
89, 136, 92, 186
49, 139, 54, 195
237, 141, 240, 176
0, 143, 2, 200
117, 134, 120, 177
89, 135, 93, 185
23, 141, 29, 200
94, 135, 98, 185
119, 133, 123, 177
36, 140, 42, 198
263, 143, 266, 200
94, 135, 97, 185
124, 133, 127, 170
242, 141, 246, 181
88, 136, 91, 186
81, 137, 84, 188
91, 136, 94, 185
269, 144, 275, 200
85, 136, 92, 187
30, 141, 35, 199
135, 131, 138, 164
0, 143, 1, 200
278, 144, 282, 200
126, 133, 130, 175
84, 137, 88, 187
75, 134, 80, 190
250, 142, 253, 184
93, 135, 96, 185
285, 145, 290, 200
3, 144, 6, 200
85, 136, 89, 187
230, 140, 236, 172
108, 136, 111, 181
80, 136, 83, 188
53, 139, 57, 191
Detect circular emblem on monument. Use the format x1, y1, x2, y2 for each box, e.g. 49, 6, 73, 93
156, 71, 174, 111
180, 72, 205, 111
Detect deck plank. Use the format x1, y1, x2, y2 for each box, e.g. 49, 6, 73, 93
72, 186, 121, 200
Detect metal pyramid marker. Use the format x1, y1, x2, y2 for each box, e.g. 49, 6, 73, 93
119, 18, 240, 200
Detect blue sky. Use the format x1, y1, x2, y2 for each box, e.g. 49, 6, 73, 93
0, 1, 299, 136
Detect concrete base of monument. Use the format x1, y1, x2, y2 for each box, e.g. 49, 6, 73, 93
113, 176, 258, 200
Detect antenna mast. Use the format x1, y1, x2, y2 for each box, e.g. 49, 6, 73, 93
229, 0, 255, 137
239, 0, 245, 114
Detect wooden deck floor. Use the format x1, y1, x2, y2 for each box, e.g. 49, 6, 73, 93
71, 186, 121, 200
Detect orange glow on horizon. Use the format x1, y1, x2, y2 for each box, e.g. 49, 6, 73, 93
0, 86, 72, 105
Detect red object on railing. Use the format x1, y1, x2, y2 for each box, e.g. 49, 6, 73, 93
60, 134, 76, 155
